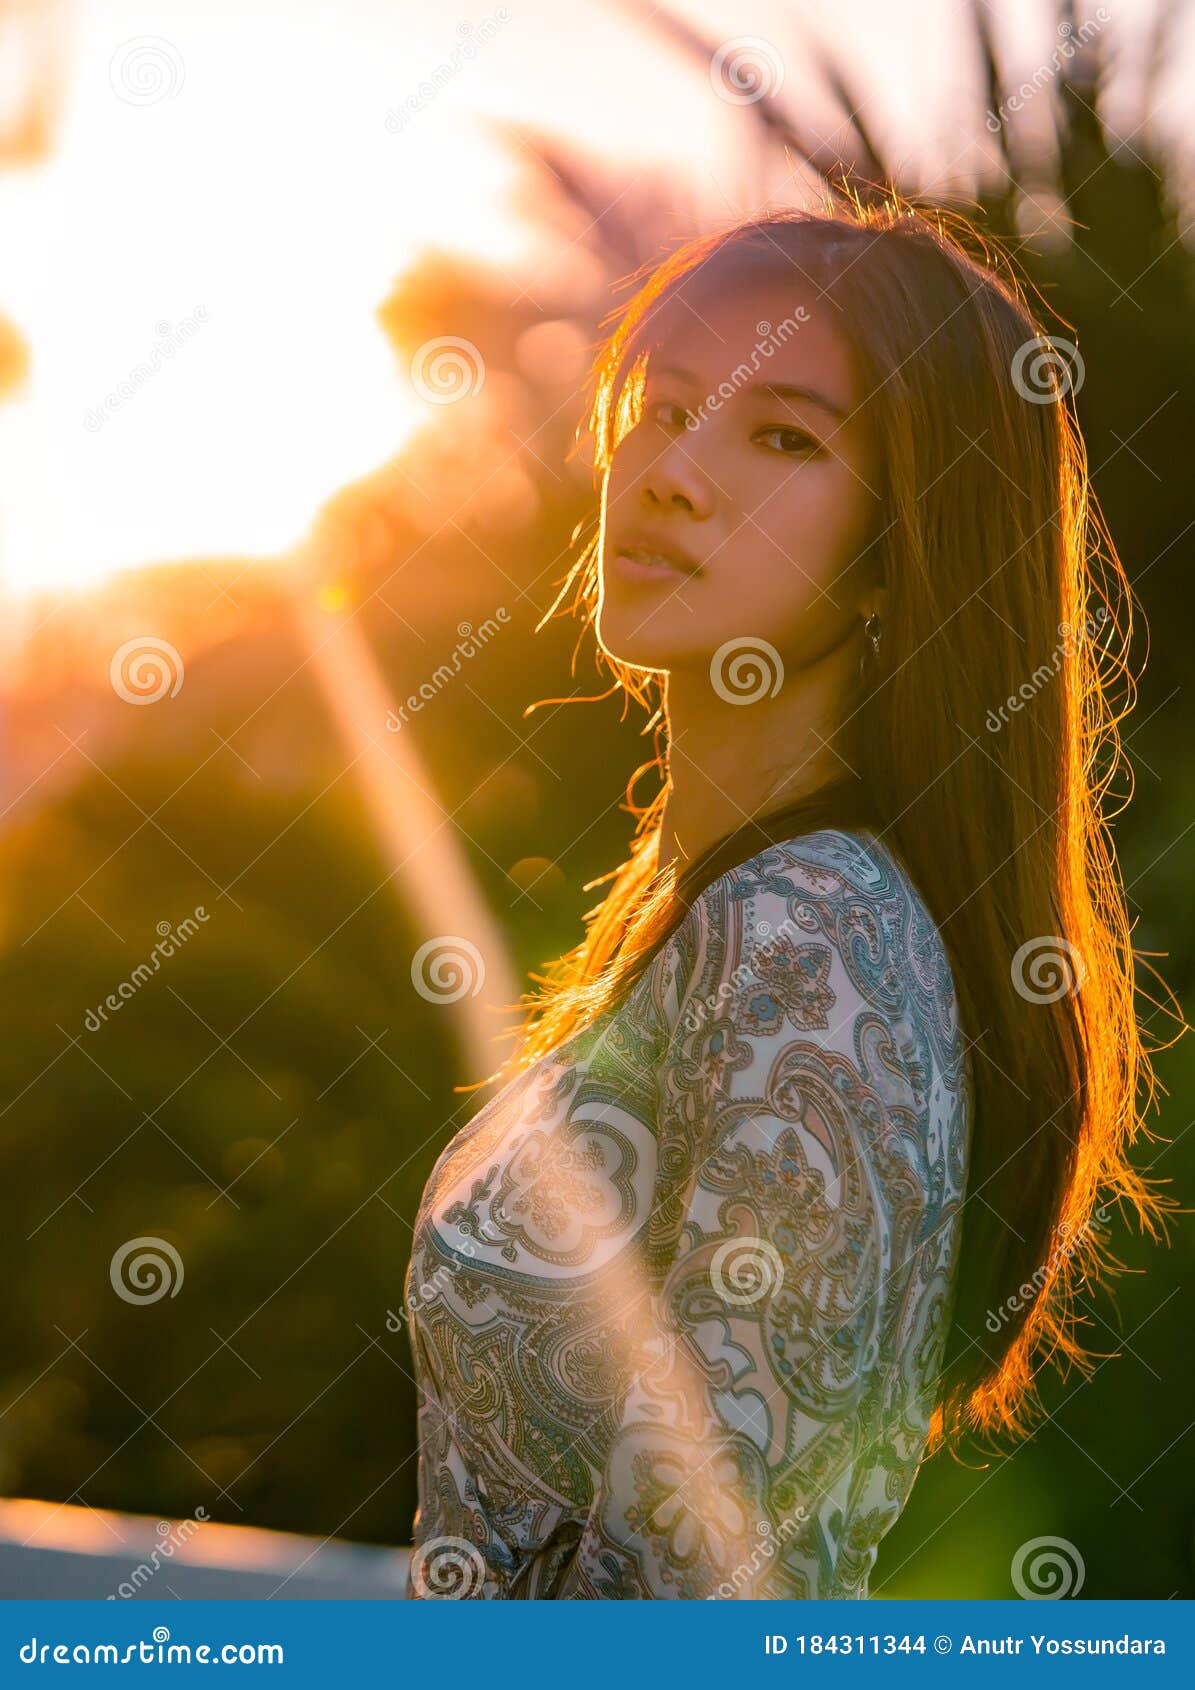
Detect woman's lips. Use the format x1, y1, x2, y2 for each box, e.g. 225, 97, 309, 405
609, 545, 698, 584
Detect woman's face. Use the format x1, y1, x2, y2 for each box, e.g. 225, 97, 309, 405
597, 244, 881, 678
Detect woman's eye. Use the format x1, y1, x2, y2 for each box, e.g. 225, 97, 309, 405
754, 424, 819, 457
650, 400, 691, 430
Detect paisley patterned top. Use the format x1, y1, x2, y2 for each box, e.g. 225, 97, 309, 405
403, 828, 972, 1600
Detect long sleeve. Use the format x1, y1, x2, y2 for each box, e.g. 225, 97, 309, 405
553, 833, 969, 1600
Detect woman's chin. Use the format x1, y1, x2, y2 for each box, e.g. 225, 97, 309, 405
594, 604, 685, 674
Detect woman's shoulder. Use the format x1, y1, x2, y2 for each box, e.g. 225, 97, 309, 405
697, 823, 922, 912
669, 825, 968, 1090
684, 826, 948, 970
643, 825, 971, 1267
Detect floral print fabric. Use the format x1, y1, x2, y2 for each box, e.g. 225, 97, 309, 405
403, 828, 971, 1599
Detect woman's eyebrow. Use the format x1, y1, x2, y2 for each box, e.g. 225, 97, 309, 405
649, 362, 847, 421
746, 380, 847, 419
650, 363, 701, 386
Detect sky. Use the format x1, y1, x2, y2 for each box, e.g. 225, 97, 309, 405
0, 0, 1190, 595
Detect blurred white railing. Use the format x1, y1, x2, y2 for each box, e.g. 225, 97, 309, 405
0, 1497, 410, 1599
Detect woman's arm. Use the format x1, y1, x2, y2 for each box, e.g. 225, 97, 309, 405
554, 850, 962, 1598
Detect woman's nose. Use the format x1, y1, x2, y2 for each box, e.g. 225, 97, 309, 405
640, 451, 714, 520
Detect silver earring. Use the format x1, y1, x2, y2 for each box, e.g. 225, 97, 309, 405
860, 611, 882, 680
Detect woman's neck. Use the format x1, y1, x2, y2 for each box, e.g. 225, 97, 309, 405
657, 656, 859, 874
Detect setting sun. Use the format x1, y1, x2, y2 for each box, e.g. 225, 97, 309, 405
0, 0, 526, 595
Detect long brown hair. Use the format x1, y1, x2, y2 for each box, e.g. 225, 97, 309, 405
482, 191, 1176, 1451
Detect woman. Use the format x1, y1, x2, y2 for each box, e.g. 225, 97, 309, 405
402, 194, 1163, 1599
